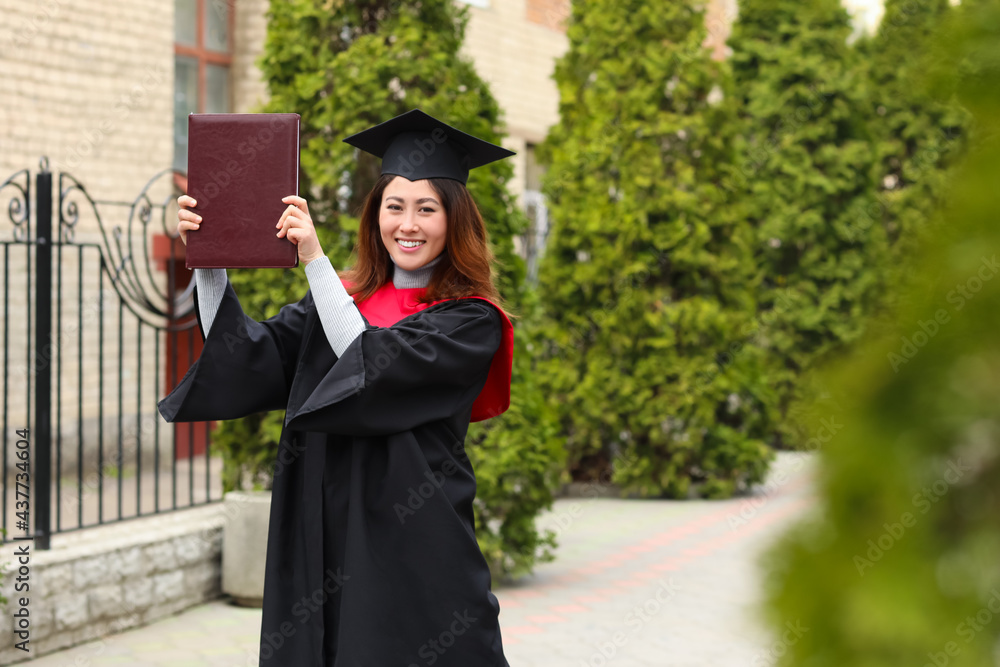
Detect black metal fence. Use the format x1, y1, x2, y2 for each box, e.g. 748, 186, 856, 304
1, 158, 219, 549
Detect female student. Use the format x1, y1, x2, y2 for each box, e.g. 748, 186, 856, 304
159, 109, 515, 666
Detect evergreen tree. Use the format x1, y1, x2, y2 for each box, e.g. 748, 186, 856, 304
212, 0, 563, 578
759, 4, 1000, 663
727, 0, 890, 446
536, 0, 774, 498
859, 0, 969, 261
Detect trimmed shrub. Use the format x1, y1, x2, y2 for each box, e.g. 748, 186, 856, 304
535, 0, 775, 498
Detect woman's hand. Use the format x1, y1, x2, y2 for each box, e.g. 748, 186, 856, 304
175, 194, 201, 246
277, 195, 325, 265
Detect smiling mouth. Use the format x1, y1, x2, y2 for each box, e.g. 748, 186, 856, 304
397, 239, 426, 248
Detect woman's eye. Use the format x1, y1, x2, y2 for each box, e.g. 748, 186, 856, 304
387, 204, 402, 211
419, 207, 436, 213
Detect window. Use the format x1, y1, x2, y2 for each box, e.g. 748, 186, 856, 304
174, 0, 234, 171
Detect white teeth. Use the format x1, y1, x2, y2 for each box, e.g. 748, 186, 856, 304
398, 240, 424, 248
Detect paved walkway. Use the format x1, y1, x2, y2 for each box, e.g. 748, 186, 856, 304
18, 451, 817, 667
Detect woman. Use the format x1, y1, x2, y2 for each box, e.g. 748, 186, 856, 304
159, 109, 515, 666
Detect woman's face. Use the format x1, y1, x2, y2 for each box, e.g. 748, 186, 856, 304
379, 176, 448, 271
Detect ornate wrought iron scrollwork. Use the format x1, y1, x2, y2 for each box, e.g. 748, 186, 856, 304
57, 165, 197, 331
1, 167, 31, 242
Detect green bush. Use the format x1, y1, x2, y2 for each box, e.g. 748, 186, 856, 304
858, 0, 970, 261
758, 4, 1000, 664
467, 290, 566, 580
535, 0, 775, 498
726, 0, 891, 449
211, 0, 563, 579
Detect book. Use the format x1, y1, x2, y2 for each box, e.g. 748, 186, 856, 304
185, 113, 301, 269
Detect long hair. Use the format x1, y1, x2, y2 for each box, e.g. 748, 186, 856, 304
339, 173, 516, 321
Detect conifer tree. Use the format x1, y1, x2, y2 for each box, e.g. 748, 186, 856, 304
211, 0, 562, 578
759, 4, 1000, 663
727, 0, 890, 445
536, 0, 774, 498
859, 0, 969, 260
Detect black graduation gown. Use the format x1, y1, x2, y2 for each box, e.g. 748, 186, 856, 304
157, 279, 511, 667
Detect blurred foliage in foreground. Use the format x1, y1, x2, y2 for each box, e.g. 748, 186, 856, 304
759, 2, 1000, 664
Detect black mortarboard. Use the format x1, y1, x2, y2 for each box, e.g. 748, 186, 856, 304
342, 109, 515, 185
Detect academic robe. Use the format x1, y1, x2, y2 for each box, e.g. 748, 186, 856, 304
157, 277, 514, 667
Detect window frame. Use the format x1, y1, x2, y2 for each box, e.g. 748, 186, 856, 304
174, 0, 236, 112
174, 0, 236, 179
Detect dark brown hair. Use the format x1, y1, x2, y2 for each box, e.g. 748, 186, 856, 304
339, 173, 516, 321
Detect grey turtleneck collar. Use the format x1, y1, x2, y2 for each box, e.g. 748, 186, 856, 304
392, 252, 444, 289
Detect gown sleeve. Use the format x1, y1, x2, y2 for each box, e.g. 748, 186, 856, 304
157, 278, 309, 423
284, 298, 502, 437
303, 255, 366, 356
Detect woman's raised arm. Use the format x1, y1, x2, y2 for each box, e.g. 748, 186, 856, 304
158, 272, 310, 423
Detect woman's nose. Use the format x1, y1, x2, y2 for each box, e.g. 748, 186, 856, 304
400, 212, 419, 231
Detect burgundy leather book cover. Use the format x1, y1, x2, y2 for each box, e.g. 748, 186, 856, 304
185, 113, 300, 269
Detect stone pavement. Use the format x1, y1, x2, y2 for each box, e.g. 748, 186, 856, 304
16, 451, 817, 667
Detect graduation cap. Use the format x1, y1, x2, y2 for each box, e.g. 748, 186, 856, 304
342, 109, 515, 185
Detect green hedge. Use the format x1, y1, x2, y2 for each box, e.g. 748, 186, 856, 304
534, 0, 775, 498
727, 0, 891, 448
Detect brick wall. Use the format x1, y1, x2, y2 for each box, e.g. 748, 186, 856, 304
461, 0, 570, 201
0, 0, 272, 479
231, 0, 270, 114
0, 0, 173, 204
0, 0, 270, 206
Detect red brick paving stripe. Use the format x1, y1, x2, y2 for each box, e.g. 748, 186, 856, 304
652, 561, 684, 571
607, 553, 635, 562
508, 473, 818, 617
585, 497, 817, 596
643, 497, 815, 576
504, 589, 545, 598
636, 480, 817, 561
611, 579, 644, 587
728, 497, 814, 537
699, 496, 814, 551
574, 595, 606, 604
525, 614, 569, 624
550, 604, 589, 613
503, 625, 544, 635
